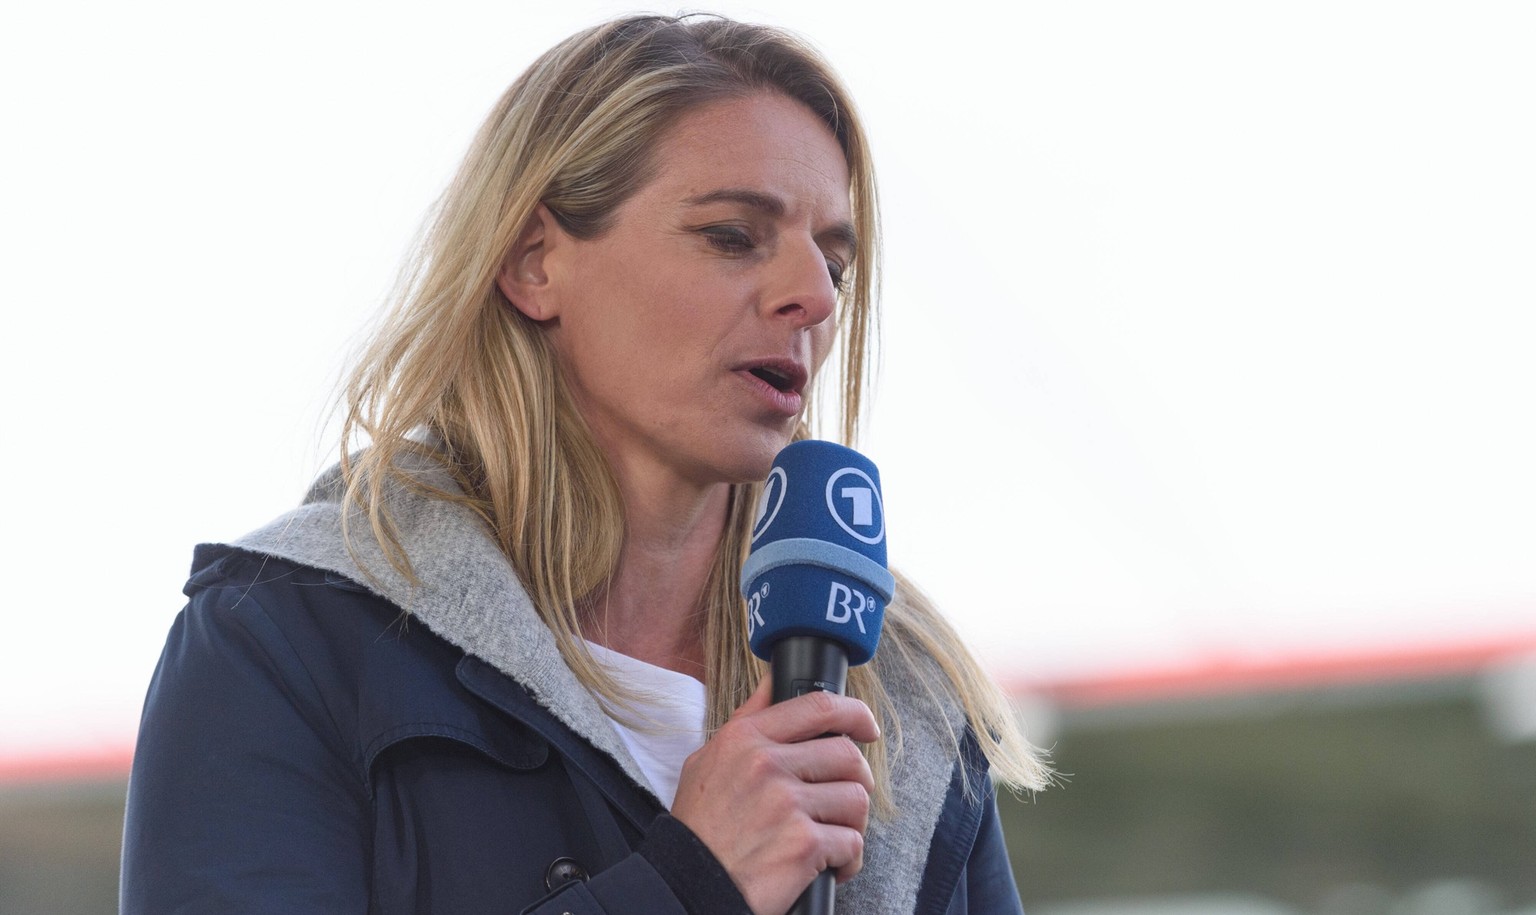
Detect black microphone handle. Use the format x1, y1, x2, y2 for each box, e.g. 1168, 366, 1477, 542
770, 636, 851, 915
771, 636, 849, 703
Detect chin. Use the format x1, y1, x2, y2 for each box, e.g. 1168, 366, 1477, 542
710, 427, 798, 484
715, 450, 780, 486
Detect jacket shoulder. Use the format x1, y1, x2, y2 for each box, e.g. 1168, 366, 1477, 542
172, 545, 515, 773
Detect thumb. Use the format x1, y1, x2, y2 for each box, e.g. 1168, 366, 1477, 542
732, 671, 775, 718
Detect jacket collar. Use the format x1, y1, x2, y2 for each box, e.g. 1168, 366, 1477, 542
230, 454, 971, 914
231, 456, 658, 801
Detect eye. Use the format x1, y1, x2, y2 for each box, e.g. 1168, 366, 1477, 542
826, 258, 848, 294
701, 226, 756, 254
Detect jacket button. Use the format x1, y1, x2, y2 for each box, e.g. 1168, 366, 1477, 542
544, 856, 588, 891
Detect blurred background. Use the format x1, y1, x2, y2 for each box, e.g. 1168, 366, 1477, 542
2, 1, 1532, 913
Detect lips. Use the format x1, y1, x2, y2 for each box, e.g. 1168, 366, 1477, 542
749, 365, 795, 392
738, 358, 808, 395
734, 357, 809, 415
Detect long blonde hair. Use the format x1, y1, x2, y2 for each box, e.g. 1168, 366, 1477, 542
340, 14, 1049, 807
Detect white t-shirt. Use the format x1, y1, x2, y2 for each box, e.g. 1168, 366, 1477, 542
584, 641, 709, 809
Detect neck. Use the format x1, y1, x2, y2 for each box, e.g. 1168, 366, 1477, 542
582, 455, 732, 681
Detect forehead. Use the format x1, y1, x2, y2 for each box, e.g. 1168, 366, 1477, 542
643, 92, 852, 220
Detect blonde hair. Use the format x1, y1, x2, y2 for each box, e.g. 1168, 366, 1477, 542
340, 14, 1049, 808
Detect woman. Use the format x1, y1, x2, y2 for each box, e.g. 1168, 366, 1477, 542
121, 14, 1049, 915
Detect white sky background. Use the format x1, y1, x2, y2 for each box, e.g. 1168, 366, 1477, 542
2, 1, 1533, 759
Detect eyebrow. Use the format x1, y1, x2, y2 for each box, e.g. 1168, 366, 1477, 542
685, 187, 859, 256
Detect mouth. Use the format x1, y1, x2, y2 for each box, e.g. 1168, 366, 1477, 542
735, 358, 809, 416
748, 365, 798, 393
739, 358, 808, 395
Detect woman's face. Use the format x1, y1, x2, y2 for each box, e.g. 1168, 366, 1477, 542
520, 92, 852, 489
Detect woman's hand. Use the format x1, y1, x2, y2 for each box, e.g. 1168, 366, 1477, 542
670, 676, 880, 915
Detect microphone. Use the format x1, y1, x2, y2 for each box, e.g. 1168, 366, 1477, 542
740, 440, 895, 915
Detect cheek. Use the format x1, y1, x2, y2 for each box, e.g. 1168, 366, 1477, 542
558, 262, 660, 362
810, 322, 840, 378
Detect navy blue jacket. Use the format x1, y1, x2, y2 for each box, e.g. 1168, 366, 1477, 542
121, 546, 1023, 914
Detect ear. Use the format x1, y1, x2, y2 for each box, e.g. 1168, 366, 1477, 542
497, 203, 564, 321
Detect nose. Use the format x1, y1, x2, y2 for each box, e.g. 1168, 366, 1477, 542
761, 240, 839, 330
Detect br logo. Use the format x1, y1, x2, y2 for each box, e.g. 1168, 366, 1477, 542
824, 467, 884, 545
825, 582, 876, 634
751, 467, 788, 543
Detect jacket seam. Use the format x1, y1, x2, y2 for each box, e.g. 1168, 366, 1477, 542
362, 722, 546, 780
213, 581, 369, 794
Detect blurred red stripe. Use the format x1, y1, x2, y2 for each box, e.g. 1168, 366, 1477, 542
8, 633, 1536, 782
1007, 632, 1536, 708
0, 746, 135, 785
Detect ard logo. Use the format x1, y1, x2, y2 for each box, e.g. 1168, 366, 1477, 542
751, 467, 788, 544
824, 467, 884, 545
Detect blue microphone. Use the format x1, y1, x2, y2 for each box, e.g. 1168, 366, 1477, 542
740, 440, 895, 915
742, 440, 892, 668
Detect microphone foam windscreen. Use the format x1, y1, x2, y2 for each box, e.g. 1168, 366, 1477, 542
740, 440, 894, 665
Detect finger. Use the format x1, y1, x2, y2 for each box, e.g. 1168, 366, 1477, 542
751, 690, 880, 745
820, 824, 866, 884
780, 818, 866, 887
797, 778, 871, 836
733, 672, 774, 718
770, 735, 875, 795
